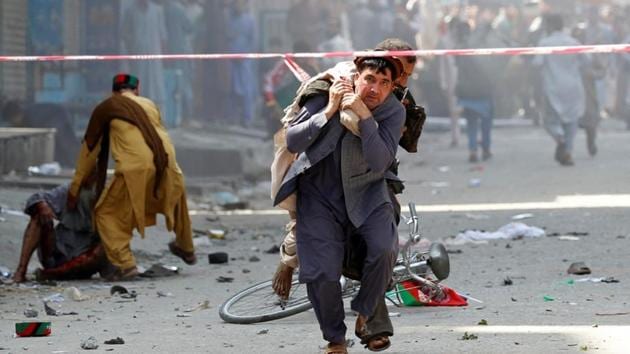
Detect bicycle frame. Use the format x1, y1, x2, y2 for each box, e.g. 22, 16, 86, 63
218, 203, 452, 324
339, 203, 447, 302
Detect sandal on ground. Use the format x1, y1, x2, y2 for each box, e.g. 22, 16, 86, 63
168, 241, 197, 265
272, 262, 294, 299
323, 342, 347, 354
355, 314, 392, 352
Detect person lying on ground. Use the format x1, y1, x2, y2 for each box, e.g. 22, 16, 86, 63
13, 170, 113, 283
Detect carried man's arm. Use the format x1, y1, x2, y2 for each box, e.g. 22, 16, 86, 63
342, 94, 405, 174
286, 79, 353, 154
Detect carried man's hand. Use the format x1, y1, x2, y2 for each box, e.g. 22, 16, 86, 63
36, 202, 55, 226
66, 192, 78, 211
324, 78, 353, 119
341, 93, 371, 120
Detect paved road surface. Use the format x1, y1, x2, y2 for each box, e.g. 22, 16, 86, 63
1, 120, 628, 353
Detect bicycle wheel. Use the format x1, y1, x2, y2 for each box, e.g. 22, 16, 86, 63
219, 277, 312, 324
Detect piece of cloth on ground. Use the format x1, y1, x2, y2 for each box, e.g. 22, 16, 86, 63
446, 222, 545, 245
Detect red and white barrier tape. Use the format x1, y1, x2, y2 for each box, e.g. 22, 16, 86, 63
1, 44, 628, 62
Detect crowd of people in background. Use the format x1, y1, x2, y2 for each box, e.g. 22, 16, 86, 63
413, 0, 630, 165
1, 0, 629, 165
273, 0, 630, 165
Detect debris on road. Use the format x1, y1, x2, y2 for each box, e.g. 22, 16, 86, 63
548, 231, 589, 237
43, 293, 65, 303
558, 235, 581, 241
208, 252, 229, 264
447, 223, 545, 245
206, 215, 220, 222
141, 264, 179, 278
575, 277, 619, 283
184, 300, 210, 312
44, 302, 78, 316
213, 191, 248, 210
477, 319, 488, 325
104, 337, 125, 345
110, 285, 137, 299
27, 162, 61, 176
216, 276, 234, 283
80, 336, 99, 350
567, 262, 591, 275
511, 213, 534, 221
543, 295, 555, 302
595, 312, 630, 316
461, 332, 478, 340
502, 277, 513, 286
468, 178, 481, 188
257, 329, 269, 335
64, 287, 90, 301
0, 265, 11, 278
208, 229, 227, 240
249, 255, 260, 262
15, 322, 51, 337
23, 309, 38, 318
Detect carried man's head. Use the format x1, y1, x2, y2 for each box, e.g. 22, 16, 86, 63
375, 38, 417, 88
112, 73, 140, 95
352, 56, 401, 110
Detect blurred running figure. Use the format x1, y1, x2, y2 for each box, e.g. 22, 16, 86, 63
533, 14, 587, 166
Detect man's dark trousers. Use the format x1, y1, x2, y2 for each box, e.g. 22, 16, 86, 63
297, 191, 398, 344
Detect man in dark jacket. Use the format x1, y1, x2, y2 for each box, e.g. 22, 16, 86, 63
274, 55, 404, 354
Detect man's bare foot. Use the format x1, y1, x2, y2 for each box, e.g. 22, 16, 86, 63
272, 262, 294, 299
12, 272, 26, 283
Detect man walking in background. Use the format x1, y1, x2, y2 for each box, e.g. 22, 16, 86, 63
533, 14, 586, 166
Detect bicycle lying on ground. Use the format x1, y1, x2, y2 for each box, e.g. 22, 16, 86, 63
219, 203, 452, 324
